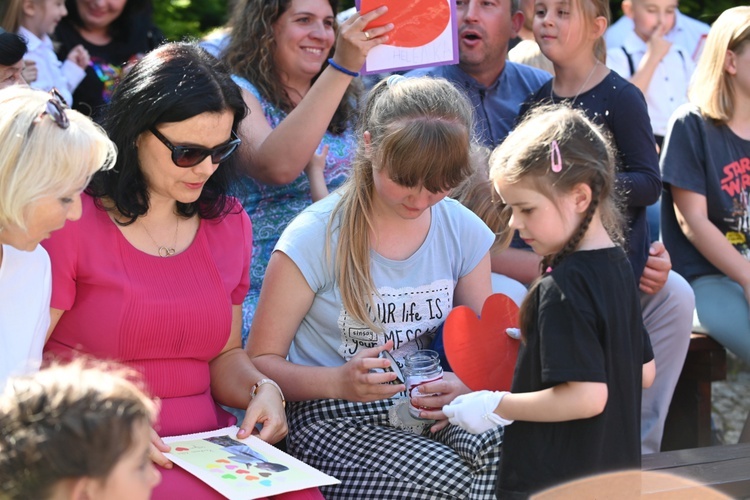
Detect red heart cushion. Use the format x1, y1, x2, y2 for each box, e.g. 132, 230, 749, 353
360, 0, 451, 48
444, 293, 520, 392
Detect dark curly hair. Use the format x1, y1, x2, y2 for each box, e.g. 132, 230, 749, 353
222, 0, 359, 135
87, 41, 248, 223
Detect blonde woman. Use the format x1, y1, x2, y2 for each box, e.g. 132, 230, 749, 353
0, 86, 114, 385
660, 6, 750, 443
247, 76, 503, 498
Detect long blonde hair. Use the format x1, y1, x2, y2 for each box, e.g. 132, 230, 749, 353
331, 76, 475, 331
0, 87, 115, 231
0, 0, 23, 32
688, 7, 750, 123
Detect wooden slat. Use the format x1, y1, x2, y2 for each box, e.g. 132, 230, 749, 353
642, 444, 750, 497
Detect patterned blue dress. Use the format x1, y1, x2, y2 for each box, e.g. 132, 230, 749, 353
231, 76, 356, 343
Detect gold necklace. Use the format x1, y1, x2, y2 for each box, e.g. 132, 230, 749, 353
140, 217, 179, 257
551, 61, 601, 105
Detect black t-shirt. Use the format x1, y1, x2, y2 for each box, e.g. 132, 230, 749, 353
518, 71, 662, 281
54, 18, 163, 120
661, 104, 750, 282
497, 248, 653, 498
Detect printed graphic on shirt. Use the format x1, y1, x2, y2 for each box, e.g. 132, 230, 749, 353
89, 53, 142, 104
337, 279, 453, 367
720, 156, 750, 258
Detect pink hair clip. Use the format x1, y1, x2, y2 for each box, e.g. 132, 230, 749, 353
550, 140, 562, 173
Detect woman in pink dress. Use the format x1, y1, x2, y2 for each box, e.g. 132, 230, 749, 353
43, 42, 322, 500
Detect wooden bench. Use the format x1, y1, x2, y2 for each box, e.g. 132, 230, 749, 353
660, 333, 727, 451
642, 443, 750, 497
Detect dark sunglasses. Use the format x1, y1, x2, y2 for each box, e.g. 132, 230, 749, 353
30, 88, 69, 131
149, 126, 242, 168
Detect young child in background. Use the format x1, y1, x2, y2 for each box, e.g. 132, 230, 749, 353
605, 0, 709, 64
606, 0, 695, 242
443, 105, 655, 497
4, 0, 89, 105
452, 145, 528, 306
0, 361, 160, 499
517, 0, 694, 455
304, 144, 331, 203
606, 0, 694, 149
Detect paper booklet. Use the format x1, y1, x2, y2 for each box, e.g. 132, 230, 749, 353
356, 0, 459, 75
163, 426, 339, 499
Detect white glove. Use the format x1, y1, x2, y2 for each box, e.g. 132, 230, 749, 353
442, 390, 513, 434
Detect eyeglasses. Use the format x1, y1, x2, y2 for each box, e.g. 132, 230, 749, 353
31, 88, 69, 130
149, 126, 242, 168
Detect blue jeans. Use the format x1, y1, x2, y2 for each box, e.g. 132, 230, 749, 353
692, 274, 750, 365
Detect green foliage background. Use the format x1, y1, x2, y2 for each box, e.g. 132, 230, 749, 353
151, 0, 743, 42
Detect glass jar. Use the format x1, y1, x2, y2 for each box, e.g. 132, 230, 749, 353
404, 349, 443, 419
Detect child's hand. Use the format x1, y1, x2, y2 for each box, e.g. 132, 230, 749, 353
646, 22, 672, 62
67, 45, 90, 69
21, 60, 37, 83
305, 143, 328, 178
305, 143, 329, 202
443, 390, 512, 434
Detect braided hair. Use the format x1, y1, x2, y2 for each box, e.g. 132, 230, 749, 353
489, 105, 624, 339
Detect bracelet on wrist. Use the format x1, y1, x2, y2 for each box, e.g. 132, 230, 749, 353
327, 58, 359, 78
250, 378, 286, 408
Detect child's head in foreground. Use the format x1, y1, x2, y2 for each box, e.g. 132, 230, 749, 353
489, 105, 624, 271
0, 361, 160, 500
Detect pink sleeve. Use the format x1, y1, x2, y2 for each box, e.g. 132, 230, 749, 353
41, 218, 80, 311
231, 204, 252, 305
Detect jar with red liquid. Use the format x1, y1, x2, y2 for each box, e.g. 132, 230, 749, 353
404, 349, 443, 419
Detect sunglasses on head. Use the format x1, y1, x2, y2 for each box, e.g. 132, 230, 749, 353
149, 126, 242, 168
29, 88, 69, 131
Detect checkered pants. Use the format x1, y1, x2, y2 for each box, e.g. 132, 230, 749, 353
286, 398, 503, 499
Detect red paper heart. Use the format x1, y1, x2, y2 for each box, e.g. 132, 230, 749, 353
360, 0, 451, 48
444, 293, 520, 392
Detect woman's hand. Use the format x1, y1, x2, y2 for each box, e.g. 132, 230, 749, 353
238, 384, 288, 444
336, 341, 405, 402
332, 6, 394, 73
149, 428, 173, 469
410, 371, 472, 432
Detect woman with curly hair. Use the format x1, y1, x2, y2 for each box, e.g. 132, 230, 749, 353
202, 0, 392, 341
